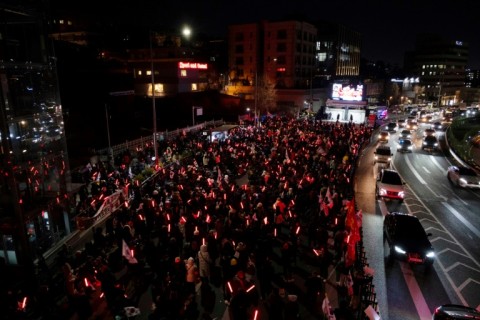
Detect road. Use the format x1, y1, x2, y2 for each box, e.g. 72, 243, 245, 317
355, 116, 480, 320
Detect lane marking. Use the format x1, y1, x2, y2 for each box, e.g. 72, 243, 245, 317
423, 166, 431, 174
431, 157, 445, 173
400, 262, 432, 320
442, 202, 480, 238
405, 155, 427, 184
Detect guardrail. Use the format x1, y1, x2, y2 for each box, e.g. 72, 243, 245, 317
95, 119, 225, 158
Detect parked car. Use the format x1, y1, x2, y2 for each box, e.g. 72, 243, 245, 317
376, 169, 405, 201
383, 212, 434, 267
373, 145, 392, 165
397, 138, 413, 153
432, 304, 480, 319
447, 165, 480, 189
422, 135, 438, 151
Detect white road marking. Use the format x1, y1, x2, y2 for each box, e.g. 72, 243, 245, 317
405, 156, 427, 184
430, 157, 445, 172
442, 202, 480, 238
400, 262, 432, 320
423, 166, 431, 174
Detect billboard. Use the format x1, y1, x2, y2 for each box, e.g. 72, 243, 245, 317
332, 83, 363, 101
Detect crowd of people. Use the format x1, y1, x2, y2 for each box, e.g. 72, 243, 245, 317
48, 114, 374, 320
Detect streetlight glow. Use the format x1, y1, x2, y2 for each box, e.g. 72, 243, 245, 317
182, 26, 191, 38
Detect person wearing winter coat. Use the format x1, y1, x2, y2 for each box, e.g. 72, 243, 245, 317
198, 244, 212, 283
185, 257, 198, 295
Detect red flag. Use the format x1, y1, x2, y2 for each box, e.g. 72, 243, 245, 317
345, 197, 360, 243
345, 197, 360, 267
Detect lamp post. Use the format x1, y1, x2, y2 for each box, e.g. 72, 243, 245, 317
105, 104, 113, 165
150, 31, 158, 166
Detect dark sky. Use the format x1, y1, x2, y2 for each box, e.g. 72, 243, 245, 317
69, 0, 480, 68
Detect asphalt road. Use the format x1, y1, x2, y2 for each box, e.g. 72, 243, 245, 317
356, 117, 480, 320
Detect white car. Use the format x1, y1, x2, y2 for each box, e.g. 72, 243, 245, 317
376, 169, 406, 201
378, 131, 390, 143
447, 165, 480, 189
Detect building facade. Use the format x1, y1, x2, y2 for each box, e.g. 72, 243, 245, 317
315, 21, 362, 78
0, 3, 72, 266
405, 34, 469, 106
226, 20, 319, 112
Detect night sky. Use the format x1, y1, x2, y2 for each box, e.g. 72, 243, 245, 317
58, 0, 480, 68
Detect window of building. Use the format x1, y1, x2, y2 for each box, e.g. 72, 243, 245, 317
297, 30, 302, 39
235, 45, 244, 53
138, 70, 142, 76
277, 43, 287, 52
277, 30, 287, 39
191, 83, 198, 91
235, 33, 244, 41
149, 83, 164, 95
317, 52, 326, 62
296, 43, 301, 52
235, 57, 244, 65
181, 69, 187, 77
277, 56, 286, 64
146, 70, 152, 76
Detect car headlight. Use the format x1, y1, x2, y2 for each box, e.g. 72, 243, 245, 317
378, 134, 382, 138
408, 146, 412, 149
379, 188, 387, 195
388, 157, 391, 161
374, 155, 378, 159
434, 143, 438, 146
394, 246, 406, 254
423, 141, 427, 145
459, 178, 467, 185
398, 191, 405, 198
426, 251, 435, 258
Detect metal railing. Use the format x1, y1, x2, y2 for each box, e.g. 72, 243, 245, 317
95, 119, 225, 158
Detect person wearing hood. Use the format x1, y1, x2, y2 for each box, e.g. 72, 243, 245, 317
198, 244, 212, 283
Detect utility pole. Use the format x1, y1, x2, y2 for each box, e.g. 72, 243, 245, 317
150, 30, 158, 166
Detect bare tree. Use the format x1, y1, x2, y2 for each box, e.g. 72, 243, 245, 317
256, 74, 277, 115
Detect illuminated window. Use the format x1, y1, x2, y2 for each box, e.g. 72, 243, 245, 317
317, 52, 326, 62
422, 65, 425, 69
59, 20, 64, 24
138, 70, 142, 76
191, 83, 198, 91
154, 84, 163, 93
146, 70, 152, 76
181, 69, 187, 77
149, 83, 164, 96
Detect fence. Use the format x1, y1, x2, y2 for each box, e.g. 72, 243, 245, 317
95, 119, 225, 158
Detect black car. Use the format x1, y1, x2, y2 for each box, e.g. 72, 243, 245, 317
433, 304, 480, 319
385, 122, 397, 132
422, 135, 438, 151
383, 212, 434, 267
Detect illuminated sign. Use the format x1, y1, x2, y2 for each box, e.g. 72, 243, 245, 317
455, 41, 463, 46
178, 62, 208, 69
332, 83, 363, 101
276, 67, 286, 72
